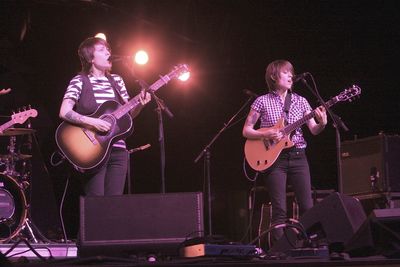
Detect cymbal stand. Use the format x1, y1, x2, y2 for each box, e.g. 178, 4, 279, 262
10, 134, 47, 243
5, 136, 16, 176
19, 218, 38, 243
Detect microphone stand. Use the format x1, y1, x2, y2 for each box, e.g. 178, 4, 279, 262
126, 144, 152, 194
151, 92, 174, 193
137, 79, 173, 194
126, 151, 132, 194
194, 96, 254, 235
122, 60, 173, 193
300, 77, 349, 193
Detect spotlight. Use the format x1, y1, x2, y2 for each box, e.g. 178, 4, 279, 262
178, 71, 190, 82
94, 33, 107, 41
134, 50, 149, 65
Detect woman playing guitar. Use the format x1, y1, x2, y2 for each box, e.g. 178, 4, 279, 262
242, 60, 327, 246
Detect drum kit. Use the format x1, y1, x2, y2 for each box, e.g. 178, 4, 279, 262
0, 116, 38, 243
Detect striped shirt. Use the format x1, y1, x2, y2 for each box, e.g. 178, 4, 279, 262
251, 91, 312, 148
63, 74, 130, 148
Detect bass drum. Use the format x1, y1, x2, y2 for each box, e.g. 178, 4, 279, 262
0, 173, 27, 242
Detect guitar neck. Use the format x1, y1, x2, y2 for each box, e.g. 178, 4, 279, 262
283, 98, 336, 135
0, 120, 13, 132
112, 74, 173, 119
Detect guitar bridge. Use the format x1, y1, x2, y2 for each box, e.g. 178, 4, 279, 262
83, 129, 98, 145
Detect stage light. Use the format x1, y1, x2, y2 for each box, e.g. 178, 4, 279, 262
134, 50, 149, 65
95, 33, 107, 41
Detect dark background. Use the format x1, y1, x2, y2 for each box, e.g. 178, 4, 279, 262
0, 0, 398, 241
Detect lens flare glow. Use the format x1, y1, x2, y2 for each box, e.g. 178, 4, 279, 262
134, 50, 149, 65
95, 33, 107, 41
178, 71, 190, 81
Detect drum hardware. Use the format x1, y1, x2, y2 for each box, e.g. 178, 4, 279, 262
0, 174, 28, 243
0, 153, 32, 162
0, 135, 31, 178
0, 130, 41, 244
19, 218, 38, 243
0, 128, 36, 136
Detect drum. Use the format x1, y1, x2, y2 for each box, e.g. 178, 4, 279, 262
0, 173, 27, 242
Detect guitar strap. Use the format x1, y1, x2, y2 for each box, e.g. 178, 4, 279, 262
282, 90, 292, 125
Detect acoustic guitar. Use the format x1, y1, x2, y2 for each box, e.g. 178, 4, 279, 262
55, 64, 189, 170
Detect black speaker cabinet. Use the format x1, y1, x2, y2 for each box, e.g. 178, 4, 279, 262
341, 134, 400, 194
345, 208, 400, 257
78, 192, 204, 257
270, 192, 366, 254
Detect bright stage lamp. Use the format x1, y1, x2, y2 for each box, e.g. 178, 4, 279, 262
95, 33, 107, 41
134, 50, 149, 65
178, 71, 190, 82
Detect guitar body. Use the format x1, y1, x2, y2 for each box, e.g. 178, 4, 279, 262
244, 118, 294, 172
55, 100, 133, 170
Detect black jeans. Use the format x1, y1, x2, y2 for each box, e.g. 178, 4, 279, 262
263, 148, 313, 242
83, 147, 128, 196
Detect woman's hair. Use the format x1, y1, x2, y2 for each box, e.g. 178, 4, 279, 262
78, 37, 111, 74
265, 60, 294, 92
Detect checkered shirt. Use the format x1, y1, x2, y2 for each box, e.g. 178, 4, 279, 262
251, 91, 312, 148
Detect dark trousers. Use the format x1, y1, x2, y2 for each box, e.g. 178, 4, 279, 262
263, 148, 313, 242
84, 147, 128, 196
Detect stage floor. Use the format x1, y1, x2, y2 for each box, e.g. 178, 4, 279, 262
2, 242, 400, 267
0, 242, 77, 259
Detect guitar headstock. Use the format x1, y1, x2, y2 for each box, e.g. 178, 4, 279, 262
337, 85, 361, 102
11, 108, 38, 125
167, 64, 190, 79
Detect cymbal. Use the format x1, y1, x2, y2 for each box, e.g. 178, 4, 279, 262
18, 153, 32, 160
0, 153, 32, 161
0, 128, 36, 136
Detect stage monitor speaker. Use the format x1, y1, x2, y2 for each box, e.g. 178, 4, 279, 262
345, 208, 400, 257
78, 192, 204, 257
270, 192, 366, 254
341, 135, 400, 194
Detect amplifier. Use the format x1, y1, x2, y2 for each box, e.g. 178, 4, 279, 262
341, 134, 400, 194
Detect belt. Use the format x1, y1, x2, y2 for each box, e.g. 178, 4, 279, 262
281, 147, 306, 155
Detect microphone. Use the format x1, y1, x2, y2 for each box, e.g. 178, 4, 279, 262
243, 89, 259, 98
292, 73, 308, 83
108, 55, 132, 62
